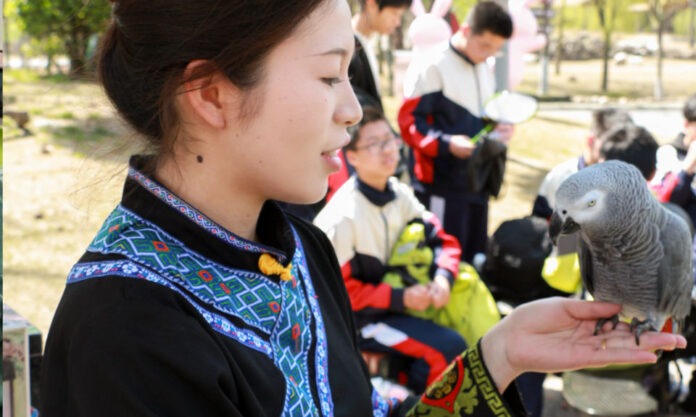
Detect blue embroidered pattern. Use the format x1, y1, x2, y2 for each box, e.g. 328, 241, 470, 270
67, 260, 273, 357
371, 389, 393, 417
129, 167, 279, 257
292, 231, 333, 417
73, 168, 336, 416
88, 207, 279, 335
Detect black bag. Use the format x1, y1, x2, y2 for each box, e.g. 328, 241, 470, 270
481, 216, 566, 304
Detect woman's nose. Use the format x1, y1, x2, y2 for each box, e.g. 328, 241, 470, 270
338, 84, 363, 127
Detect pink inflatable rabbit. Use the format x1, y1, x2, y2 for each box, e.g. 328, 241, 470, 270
507, 0, 547, 89
407, 0, 453, 55
402, 0, 453, 97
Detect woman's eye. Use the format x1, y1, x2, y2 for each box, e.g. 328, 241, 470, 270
321, 77, 342, 87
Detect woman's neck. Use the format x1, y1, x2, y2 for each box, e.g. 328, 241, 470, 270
154, 157, 262, 242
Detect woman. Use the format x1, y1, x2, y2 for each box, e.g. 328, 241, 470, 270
40, 0, 686, 416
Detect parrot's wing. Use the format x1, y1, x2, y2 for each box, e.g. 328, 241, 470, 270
657, 211, 693, 321
577, 235, 594, 296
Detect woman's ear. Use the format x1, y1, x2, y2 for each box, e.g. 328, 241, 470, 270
181, 60, 232, 129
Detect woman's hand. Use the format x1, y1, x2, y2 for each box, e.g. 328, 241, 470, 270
480, 297, 687, 392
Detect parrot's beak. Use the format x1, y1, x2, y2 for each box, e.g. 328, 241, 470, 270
549, 212, 580, 245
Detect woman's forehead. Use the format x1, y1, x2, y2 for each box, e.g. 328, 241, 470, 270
289, 0, 354, 50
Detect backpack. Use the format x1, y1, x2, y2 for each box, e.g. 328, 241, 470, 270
382, 221, 500, 345
482, 216, 569, 304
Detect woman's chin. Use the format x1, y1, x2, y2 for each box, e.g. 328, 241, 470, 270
283, 183, 328, 206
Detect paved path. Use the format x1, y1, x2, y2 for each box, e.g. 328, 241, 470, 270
537, 103, 685, 143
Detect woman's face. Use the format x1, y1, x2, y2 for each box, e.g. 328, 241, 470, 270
221, 0, 361, 205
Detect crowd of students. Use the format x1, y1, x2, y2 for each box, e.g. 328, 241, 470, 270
313, 2, 696, 414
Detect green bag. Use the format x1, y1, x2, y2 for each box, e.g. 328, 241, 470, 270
382, 222, 500, 345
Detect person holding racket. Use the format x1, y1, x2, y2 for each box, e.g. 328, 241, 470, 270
398, 1, 513, 264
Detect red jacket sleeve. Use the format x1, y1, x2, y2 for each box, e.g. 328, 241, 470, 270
340, 263, 405, 313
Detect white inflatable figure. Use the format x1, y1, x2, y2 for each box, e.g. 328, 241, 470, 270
403, 0, 453, 97
507, 0, 547, 89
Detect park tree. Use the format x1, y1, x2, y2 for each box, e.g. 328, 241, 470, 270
592, 0, 623, 92
643, 0, 690, 99
15, 0, 111, 77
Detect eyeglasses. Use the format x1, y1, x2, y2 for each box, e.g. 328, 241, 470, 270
355, 135, 403, 155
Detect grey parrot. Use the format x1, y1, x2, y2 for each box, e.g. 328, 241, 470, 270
549, 160, 693, 344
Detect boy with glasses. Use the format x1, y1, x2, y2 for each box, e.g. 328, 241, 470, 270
398, 1, 513, 263
314, 106, 468, 394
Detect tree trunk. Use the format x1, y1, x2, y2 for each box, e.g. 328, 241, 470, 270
554, 0, 566, 75
655, 22, 664, 100
66, 21, 89, 78
601, 30, 611, 92
45, 53, 54, 76
690, 0, 695, 48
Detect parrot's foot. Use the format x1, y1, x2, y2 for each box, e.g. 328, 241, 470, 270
593, 314, 620, 336
629, 318, 656, 346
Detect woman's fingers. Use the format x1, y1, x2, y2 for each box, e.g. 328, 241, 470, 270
598, 331, 687, 352
561, 298, 623, 320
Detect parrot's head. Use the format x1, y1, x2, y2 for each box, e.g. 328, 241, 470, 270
549, 187, 609, 245
549, 160, 645, 245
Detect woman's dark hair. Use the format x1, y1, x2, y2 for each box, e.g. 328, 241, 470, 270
99, 0, 327, 157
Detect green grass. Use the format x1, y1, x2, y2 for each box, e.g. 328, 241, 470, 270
52, 125, 113, 143
5, 68, 72, 84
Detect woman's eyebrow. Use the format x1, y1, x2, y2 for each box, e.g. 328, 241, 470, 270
309, 47, 351, 58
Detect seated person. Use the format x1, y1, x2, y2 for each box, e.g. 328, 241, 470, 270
651, 93, 696, 227
314, 106, 473, 394
598, 122, 658, 180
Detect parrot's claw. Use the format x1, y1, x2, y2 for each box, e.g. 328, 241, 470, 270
593, 314, 620, 336
629, 318, 656, 346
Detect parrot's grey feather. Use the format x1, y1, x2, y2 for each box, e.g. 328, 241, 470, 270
657, 209, 693, 322
577, 236, 594, 295
551, 160, 693, 335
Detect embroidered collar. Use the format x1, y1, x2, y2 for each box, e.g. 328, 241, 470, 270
124, 155, 296, 266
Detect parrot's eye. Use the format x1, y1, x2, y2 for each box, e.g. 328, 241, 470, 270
588, 200, 596, 207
